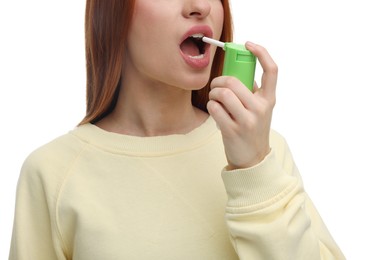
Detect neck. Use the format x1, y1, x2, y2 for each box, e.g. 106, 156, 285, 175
96, 75, 208, 137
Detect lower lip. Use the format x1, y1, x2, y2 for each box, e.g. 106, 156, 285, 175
180, 49, 211, 69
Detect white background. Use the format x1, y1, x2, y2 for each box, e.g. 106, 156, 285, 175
1, 0, 366, 259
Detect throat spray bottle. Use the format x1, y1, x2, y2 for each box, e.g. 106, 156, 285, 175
202, 37, 257, 91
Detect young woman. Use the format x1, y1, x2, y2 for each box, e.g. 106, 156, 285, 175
10, 0, 345, 259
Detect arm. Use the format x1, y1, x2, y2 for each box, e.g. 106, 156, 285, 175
208, 42, 345, 259
9, 153, 65, 260
222, 133, 345, 259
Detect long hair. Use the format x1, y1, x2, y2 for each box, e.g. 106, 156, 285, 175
80, 0, 233, 125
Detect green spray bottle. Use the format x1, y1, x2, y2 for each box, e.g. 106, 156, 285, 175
202, 37, 257, 91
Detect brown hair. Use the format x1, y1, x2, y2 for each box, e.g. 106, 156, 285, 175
80, 0, 233, 125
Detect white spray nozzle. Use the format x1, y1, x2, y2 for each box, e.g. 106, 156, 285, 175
202, 37, 225, 49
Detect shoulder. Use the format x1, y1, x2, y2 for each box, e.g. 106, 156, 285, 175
20, 130, 87, 183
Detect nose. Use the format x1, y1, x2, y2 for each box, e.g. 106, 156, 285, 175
183, 0, 211, 19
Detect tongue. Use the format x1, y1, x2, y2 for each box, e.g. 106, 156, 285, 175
180, 38, 200, 56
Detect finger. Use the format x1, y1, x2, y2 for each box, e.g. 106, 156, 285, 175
209, 87, 251, 123
210, 76, 257, 110
245, 42, 278, 99
207, 100, 236, 133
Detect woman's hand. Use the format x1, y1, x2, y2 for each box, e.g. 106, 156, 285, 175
207, 42, 277, 170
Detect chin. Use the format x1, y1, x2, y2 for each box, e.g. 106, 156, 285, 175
163, 67, 212, 91
183, 69, 212, 90
183, 77, 211, 91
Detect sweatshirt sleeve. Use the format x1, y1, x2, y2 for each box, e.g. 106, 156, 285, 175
221, 131, 345, 260
9, 151, 67, 260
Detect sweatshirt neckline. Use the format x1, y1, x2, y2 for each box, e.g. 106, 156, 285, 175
71, 116, 219, 157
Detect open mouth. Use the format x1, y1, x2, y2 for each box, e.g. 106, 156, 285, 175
180, 33, 207, 58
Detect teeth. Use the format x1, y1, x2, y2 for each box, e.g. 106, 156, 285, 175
189, 54, 204, 59
190, 33, 204, 38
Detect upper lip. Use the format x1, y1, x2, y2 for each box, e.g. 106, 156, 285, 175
180, 25, 213, 44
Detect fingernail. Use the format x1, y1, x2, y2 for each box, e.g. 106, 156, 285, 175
246, 41, 255, 48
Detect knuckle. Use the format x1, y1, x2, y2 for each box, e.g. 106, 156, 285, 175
269, 97, 276, 107
254, 99, 275, 116
207, 100, 220, 113
246, 117, 258, 131
255, 104, 268, 117
238, 114, 256, 131
268, 63, 278, 74
218, 87, 233, 100
224, 76, 239, 88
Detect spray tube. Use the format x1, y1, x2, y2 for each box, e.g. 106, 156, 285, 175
202, 37, 257, 91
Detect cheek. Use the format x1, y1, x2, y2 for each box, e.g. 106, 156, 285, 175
130, 1, 165, 44
128, 2, 178, 72
214, 4, 224, 38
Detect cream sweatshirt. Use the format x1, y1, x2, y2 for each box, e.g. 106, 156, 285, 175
9, 117, 344, 259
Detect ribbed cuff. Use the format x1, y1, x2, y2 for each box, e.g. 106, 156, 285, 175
222, 150, 299, 213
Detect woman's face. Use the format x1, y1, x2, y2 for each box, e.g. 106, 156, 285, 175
125, 0, 224, 91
